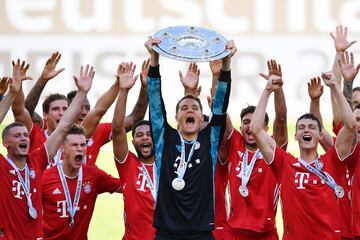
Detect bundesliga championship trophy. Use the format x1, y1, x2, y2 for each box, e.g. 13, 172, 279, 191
152, 26, 230, 62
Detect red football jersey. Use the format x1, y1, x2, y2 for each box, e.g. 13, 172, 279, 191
271, 145, 345, 239
85, 123, 112, 166
29, 124, 46, 153
332, 120, 342, 136
226, 129, 279, 235
0, 146, 48, 240
213, 157, 229, 240
42, 164, 121, 240
115, 151, 156, 240
347, 142, 360, 236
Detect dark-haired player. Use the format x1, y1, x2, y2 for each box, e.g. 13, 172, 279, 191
112, 62, 156, 240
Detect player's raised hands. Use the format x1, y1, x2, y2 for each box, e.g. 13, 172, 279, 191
330, 25, 356, 52
11, 60, 32, 94
116, 62, 138, 90
321, 71, 337, 88
0, 77, 10, 96
140, 58, 150, 87
73, 64, 95, 94
225, 40, 237, 58
307, 77, 323, 100
39, 52, 65, 81
338, 51, 360, 82
179, 62, 200, 91
144, 37, 161, 57
260, 59, 282, 80
265, 75, 283, 92
11, 59, 32, 81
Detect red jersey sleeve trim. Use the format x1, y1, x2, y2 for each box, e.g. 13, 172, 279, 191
114, 150, 129, 164
335, 142, 350, 161
217, 156, 228, 166
265, 142, 277, 165
227, 128, 234, 140
279, 140, 288, 150
43, 143, 51, 166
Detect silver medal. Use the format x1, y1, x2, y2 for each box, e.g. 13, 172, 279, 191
335, 185, 344, 198
239, 185, 249, 197
172, 178, 185, 191
29, 207, 38, 219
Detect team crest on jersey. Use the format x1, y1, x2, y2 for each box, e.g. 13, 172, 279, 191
83, 182, 92, 193
29, 169, 36, 179
194, 141, 201, 150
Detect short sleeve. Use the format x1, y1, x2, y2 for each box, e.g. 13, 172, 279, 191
29, 124, 46, 153
29, 144, 49, 173
94, 166, 122, 194
268, 145, 287, 181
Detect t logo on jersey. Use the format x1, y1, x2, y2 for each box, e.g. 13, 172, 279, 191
12, 180, 24, 199
57, 200, 80, 218
294, 172, 310, 189
136, 170, 149, 192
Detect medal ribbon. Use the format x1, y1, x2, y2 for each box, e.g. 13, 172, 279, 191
5, 157, 35, 212
298, 158, 338, 190
57, 162, 82, 225
141, 163, 156, 200
176, 133, 197, 180
240, 149, 260, 188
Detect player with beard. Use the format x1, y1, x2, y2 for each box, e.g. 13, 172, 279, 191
112, 62, 156, 240
145, 37, 236, 240
41, 124, 122, 240
250, 71, 355, 239
65, 59, 149, 166
0, 61, 94, 239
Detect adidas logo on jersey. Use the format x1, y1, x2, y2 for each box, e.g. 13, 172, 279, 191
9, 170, 15, 175
52, 188, 62, 195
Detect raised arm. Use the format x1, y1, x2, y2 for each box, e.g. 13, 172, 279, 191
307, 76, 333, 151
208, 60, 234, 162
259, 59, 288, 146
329, 25, 356, 126
0, 62, 26, 123
11, 60, 33, 131
0, 77, 9, 102
45, 65, 94, 160
211, 40, 237, 115
339, 51, 360, 108
180, 62, 201, 97
25, 52, 64, 117
322, 71, 356, 159
250, 75, 282, 163
112, 62, 138, 162
81, 77, 119, 138
122, 59, 149, 132
181, 63, 202, 97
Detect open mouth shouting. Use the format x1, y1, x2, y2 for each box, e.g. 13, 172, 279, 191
302, 134, 312, 142
74, 154, 84, 162
18, 142, 28, 150
186, 116, 195, 126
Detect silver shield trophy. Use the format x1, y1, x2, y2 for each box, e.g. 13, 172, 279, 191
152, 26, 230, 62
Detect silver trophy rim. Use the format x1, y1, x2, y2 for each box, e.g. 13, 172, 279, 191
152, 26, 230, 62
